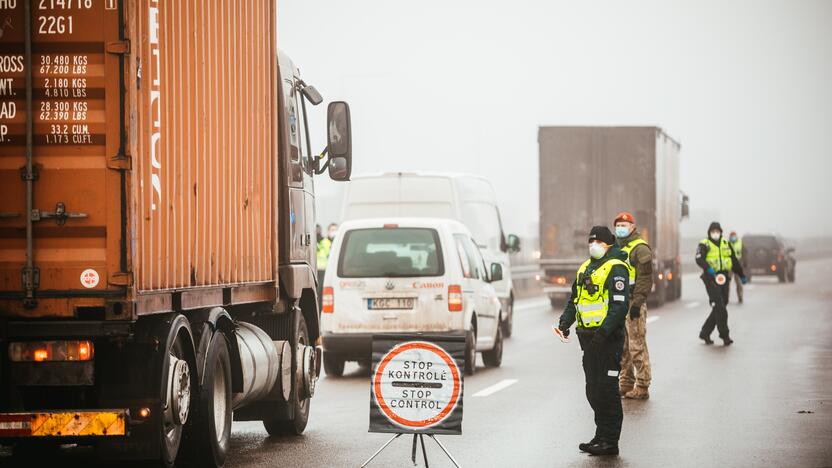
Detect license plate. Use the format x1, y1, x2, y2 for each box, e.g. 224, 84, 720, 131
367, 298, 415, 310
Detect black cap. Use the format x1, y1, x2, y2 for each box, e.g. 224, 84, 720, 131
588, 226, 615, 245
708, 221, 722, 234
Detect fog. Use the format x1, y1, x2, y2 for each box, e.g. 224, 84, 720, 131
278, 0, 832, 240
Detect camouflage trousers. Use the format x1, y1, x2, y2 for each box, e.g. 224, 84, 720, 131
620, 304, 652, 389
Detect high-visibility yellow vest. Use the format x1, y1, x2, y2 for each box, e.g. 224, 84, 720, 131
574, 257, 629, 328
620, 238, 649, 285
700, 238, 733, 272
730, 239, 743, 260
316, 238, 332, 270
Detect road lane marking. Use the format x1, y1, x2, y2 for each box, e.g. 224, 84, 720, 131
472, 379, 518, 397
647, 316, 660, 324
685, 302, 700, 309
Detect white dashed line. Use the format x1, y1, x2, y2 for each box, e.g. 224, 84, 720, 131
472, 379, 518, 397
685, 302, 701, 309
646, 316, 660, 324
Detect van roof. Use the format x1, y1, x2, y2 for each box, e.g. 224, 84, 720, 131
338, 217, 471, 234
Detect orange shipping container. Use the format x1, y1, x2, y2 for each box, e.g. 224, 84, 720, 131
0, 0, 280, 317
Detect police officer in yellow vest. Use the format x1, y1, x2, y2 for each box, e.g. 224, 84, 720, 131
696, 222, 746, 345
613, 211, 653, 400
316, 224, 331, 297
557, 226, 630, 456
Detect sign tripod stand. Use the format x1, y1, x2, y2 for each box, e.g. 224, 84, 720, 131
360, 432, 460, 468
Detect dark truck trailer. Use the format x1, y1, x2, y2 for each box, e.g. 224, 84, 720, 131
0, 1, 353, 466
538, 126, 688, 309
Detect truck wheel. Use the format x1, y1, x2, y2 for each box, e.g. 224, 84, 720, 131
323, 352, 345, 377
464, 328, 477, 376
189, 332, 232, 468
263, 315, 311, 436
482, 326, 503, 368
159, 329, 193, 467
501, 297, 514, 338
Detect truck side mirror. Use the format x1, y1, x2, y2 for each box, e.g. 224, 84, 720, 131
327, 101, 352, 181
490, 263, 503, 283
681, 194, 690, 219
506, 234, 521, 253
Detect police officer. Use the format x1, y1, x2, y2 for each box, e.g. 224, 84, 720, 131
696, 222, 746, 345
728, 231, 746, 304
316, 224, 331, 297
613, 212, 653, 400
557, 226, 630, 456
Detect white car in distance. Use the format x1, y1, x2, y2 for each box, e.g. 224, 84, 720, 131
320, 218, 504, 376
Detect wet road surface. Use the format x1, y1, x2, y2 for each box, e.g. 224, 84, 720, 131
225, 257, 832, 467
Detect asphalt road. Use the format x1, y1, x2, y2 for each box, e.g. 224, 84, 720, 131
3, 258, 830, 467
225, 257, 832, 468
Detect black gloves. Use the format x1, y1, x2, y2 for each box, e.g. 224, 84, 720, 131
559, 323, 570, 337
629, 305, 641, 320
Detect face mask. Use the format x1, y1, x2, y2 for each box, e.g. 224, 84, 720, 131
328, 230, 337, 239
589, 243, 607, 259
615, 226, 630, 238
729, 236, 737, 243
710, 231, 721, 241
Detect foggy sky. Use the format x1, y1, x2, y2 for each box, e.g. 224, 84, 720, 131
278, 0, 832, 239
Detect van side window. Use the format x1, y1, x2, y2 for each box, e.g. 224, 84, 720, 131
454, 235, 473, 279
454, 234, 480, 280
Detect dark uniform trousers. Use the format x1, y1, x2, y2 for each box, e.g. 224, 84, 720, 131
578, 329, 625, 442
700, 275, 730, 338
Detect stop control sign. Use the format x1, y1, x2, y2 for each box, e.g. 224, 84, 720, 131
370, 336, 464, 435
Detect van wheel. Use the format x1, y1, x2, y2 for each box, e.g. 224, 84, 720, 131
263, 315, 311, 436
464, 329, 476, 376
501, 298, 514, 338
482, 327, 503, 368
323, 352, 345, 377
187, 332, 232, 468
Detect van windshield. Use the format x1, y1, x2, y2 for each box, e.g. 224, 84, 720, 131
338, 228, 444, 278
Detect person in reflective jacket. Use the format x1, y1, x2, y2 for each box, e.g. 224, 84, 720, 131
557, 226, 630, 456
696, 222, 746, 345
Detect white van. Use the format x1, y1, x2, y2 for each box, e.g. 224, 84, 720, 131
320, 218, 505, 376
340, 172, 520, 337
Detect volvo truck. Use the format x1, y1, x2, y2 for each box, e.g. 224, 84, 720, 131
0, 1, 353, 466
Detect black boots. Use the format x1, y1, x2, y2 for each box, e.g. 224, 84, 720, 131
723, 337, 734, 346
578, 437, 599, 452
583, 440, 619, 456
699, 331, 714, 345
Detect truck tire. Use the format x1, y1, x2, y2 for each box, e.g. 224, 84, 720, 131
482, 326, 503, 368
501, 297, 514, 338
263, 315, 311, 436
323, 351, 345, 377
159, 327, 193, 468
188, 332, 232, 468
464, 328, 477, 376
